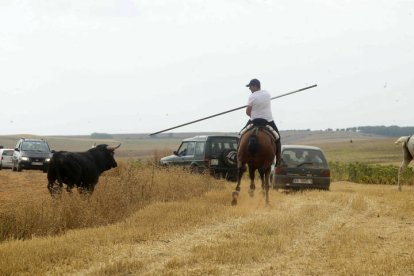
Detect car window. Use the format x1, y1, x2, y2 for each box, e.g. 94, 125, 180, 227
186, 142, 195, 156
22, 141, 49, 152
282, 149, 327, 168
177, 142, 195, 156
177, 142, 188, 156
2, 150, 13, 156
195, 142, 205, 157
208, 138, 238, 153
223, 142, 237, 150
211, 142, 222, 154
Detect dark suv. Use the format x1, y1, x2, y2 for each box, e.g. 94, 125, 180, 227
160, 135, 239, 181
12, 138, 52, 172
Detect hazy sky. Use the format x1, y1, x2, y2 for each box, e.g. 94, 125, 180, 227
1, 0, 413, 135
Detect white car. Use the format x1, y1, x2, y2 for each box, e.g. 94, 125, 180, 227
0, 148, 14, 169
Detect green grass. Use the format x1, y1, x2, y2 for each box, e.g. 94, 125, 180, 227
329, 161, 413, 185
305, 138, 402, 165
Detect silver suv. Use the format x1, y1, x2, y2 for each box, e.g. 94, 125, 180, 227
12, 138, 52, 173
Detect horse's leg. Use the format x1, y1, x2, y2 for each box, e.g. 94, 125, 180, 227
398, 147, 413, 192
258, 167, 265, 190
248, 166, 256, 197
398, 160, 410, 192
264, 167, 271, 205
232, 165, 245, 206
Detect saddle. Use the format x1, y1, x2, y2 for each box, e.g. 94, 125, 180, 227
239, 119, 280, 141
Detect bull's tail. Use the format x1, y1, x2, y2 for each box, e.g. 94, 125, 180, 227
47, 155, 65, 187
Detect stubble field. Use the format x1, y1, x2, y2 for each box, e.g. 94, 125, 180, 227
0, 132, 413, 275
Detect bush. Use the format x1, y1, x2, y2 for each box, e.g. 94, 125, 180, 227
329, 161, 414, 185
0, 161, 223, 241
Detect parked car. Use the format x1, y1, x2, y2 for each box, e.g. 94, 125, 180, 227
160, 135, 239, 181
271, 145, 330, 190
12, 138, 52, 173
0, 148, 14, 169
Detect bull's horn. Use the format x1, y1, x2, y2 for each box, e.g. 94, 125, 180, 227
107, 143, 121, 151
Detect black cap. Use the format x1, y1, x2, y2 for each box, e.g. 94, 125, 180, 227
246, 79, 260, 87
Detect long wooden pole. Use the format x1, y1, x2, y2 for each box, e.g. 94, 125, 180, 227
150, 84, 317, 136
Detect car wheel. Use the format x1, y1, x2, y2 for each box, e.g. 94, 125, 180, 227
190, 165, 198, 174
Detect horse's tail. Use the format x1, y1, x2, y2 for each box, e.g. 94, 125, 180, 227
395, 136, 410, 146
247, 131, 260, 156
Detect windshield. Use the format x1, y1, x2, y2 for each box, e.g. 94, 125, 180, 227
177, 142, 195, 156
282, 149, 327, 168
21, 141, 50, 152
1, 150, 13, 156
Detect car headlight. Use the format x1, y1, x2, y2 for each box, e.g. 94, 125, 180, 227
45, 158, 50, 162
21, 157, 29, 161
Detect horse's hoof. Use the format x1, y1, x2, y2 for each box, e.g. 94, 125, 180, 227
232, 191, 239, 205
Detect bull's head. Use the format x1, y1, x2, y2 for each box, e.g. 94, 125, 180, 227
106, 143, 121, 169
106, 144, 121, 151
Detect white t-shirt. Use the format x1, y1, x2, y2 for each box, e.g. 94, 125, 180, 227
247, 90, 273, 121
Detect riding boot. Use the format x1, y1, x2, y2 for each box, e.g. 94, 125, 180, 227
275, 139, 282, 166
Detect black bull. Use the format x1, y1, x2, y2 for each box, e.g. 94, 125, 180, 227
47, 144, 121, 195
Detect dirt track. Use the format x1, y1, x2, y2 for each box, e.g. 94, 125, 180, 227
0, 168, 413, 275
71, 183, 414, 275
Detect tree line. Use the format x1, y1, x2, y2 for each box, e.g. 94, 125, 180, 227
335, 126, 414, 137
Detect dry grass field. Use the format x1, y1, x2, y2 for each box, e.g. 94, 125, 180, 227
0, 133, 413, 275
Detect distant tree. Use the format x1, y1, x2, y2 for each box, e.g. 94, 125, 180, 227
90, 132, 113, 139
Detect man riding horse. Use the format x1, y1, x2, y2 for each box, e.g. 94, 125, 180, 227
243, 78, 282, 166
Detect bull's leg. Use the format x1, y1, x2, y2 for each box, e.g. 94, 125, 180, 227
78, 183, 95, 199
232, 164, 245, 206
47, 180, 55, 195
66, 183, 73, 193
47, 175, 63, 198
248, 166, 256, 197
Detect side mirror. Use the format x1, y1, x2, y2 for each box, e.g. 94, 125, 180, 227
173, 151, 178, 156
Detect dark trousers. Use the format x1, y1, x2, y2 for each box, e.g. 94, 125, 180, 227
244, 119, 282, 165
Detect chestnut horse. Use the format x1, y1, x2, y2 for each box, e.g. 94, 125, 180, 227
232, 126, 277, 205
